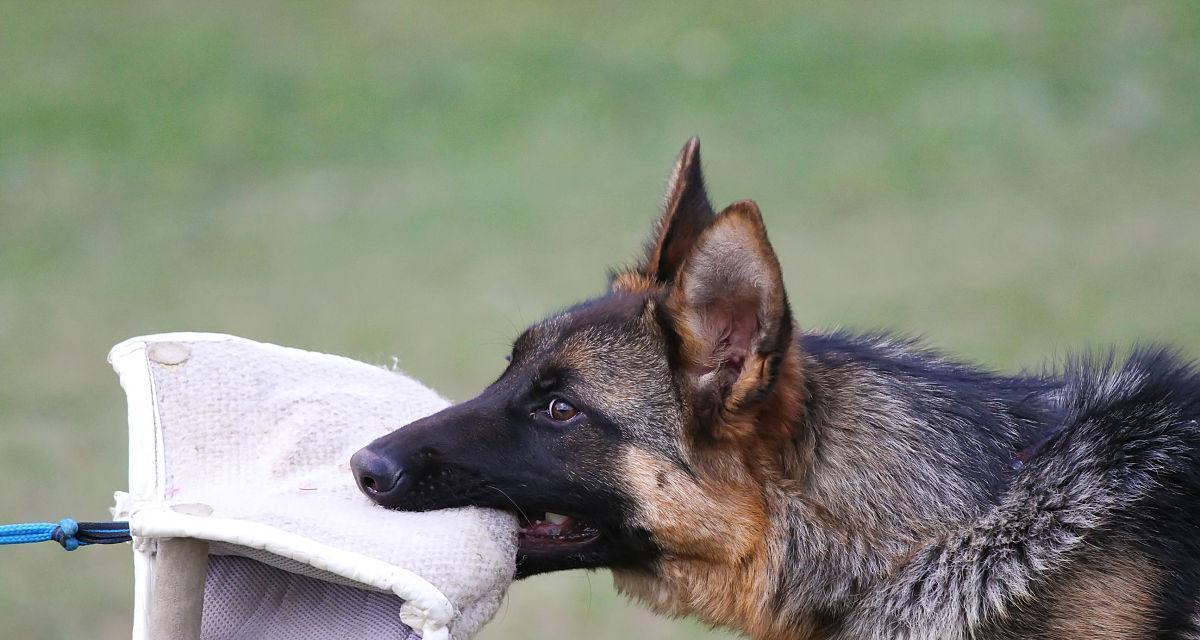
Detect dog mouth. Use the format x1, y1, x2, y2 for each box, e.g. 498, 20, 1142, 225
516, 511, 602, 550
507, 507, 655, 578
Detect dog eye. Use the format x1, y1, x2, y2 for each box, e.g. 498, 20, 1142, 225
546, 398, 579, 422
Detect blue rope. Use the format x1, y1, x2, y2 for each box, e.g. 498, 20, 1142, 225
0, 519, 131, 551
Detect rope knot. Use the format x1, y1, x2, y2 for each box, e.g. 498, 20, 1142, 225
53, 518, 80, 551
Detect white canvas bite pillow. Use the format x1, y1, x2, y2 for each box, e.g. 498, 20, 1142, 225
109, 333, 518, 640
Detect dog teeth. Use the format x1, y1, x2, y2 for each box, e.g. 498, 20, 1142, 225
544, 512, 569, 525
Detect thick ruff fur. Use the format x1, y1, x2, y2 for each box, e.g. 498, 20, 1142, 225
354, 138, 1200, 639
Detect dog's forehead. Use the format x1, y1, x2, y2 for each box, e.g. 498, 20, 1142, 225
516, 292, 651, 359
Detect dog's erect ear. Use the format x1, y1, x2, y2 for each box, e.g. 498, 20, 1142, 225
665, 200, 792, 422
637, 137, 716, 284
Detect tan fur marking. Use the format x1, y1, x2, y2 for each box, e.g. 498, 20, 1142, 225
621, 448, 766, 561
610, 270, 658, 294
1046, 547, 1160, 640
614, 448, 775, 630
613, 345, 810, 640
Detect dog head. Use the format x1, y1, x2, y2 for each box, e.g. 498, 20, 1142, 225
352, 138, 802, 584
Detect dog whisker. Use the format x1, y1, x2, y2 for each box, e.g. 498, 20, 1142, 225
486, 484, 531, 524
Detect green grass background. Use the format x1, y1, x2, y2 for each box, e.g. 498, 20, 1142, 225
2, 2, 1199, 638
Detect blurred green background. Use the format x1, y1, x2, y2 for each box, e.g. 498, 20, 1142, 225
3, 1, 1199, 638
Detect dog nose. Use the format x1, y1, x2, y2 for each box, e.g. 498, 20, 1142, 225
350, 447, 406, 497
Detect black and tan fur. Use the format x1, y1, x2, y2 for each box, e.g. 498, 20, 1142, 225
352, 138, 1200, 639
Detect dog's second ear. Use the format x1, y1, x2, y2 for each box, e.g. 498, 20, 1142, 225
635, 136, 716, 284
665, 200, 793, 427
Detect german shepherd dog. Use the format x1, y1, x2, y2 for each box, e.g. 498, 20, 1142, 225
352, 138, 1200, 639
